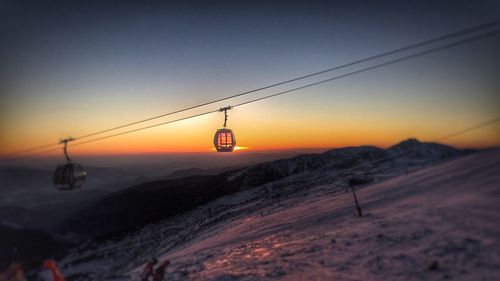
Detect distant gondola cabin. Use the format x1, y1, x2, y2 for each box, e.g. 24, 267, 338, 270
52, 163, 87, 190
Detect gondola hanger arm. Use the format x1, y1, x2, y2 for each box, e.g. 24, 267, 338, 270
59, 137, 75, 162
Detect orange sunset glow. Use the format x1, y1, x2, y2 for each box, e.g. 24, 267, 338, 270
1, 97, 498, 158
8, 84, 500, 160
0, 1, 499, 159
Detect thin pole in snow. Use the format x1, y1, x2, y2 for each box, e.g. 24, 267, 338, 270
351, 186, 363, 217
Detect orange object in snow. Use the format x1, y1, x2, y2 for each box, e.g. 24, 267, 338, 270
41, 259, 66, 281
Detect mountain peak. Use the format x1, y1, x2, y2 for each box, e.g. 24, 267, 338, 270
389, 138, 461, 159
394, 138, 422, 147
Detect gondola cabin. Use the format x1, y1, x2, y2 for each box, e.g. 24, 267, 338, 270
214, 106, 236, 152
214, 128, 236, 152
53, 137, 87, 191
53, 163, 87, 190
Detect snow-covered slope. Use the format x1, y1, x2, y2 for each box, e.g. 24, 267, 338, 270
127, 149, 499, 281
55, 145, 498, 280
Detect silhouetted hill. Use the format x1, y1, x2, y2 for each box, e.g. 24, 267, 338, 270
164, 165, 242, 180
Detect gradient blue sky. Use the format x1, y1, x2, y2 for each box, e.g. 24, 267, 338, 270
0, 0, 499, 156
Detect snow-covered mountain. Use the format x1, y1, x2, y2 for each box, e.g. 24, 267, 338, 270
125, 148, 499, 281
50, 139, 492, 281
59, 139, 464, 240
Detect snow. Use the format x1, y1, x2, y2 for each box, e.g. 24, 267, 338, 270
59, 149, 500, 280
131, 150, 500, 281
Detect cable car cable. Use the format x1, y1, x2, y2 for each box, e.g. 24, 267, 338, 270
70, 110, 218, 148
64, 29, 500, 150
437, 116, 500, 141
67, 20, 500, 140
71, 20, 499, 141
3, 143, 63, 157
230, 29, 500, 109
2, 28, 499, 161
2, 20, 498, 159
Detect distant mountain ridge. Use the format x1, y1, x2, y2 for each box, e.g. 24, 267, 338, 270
59, 139, 472, 240
388, 138, 463, 159
225, 138, 464, 189
163, 165, 243, 180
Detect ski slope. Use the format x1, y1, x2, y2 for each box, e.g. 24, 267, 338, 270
129, 149, 500, 281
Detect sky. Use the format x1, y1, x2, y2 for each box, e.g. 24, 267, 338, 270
0, 0, 499, 159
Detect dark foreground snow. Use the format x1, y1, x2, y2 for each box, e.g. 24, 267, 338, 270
59, 149, 500, 280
